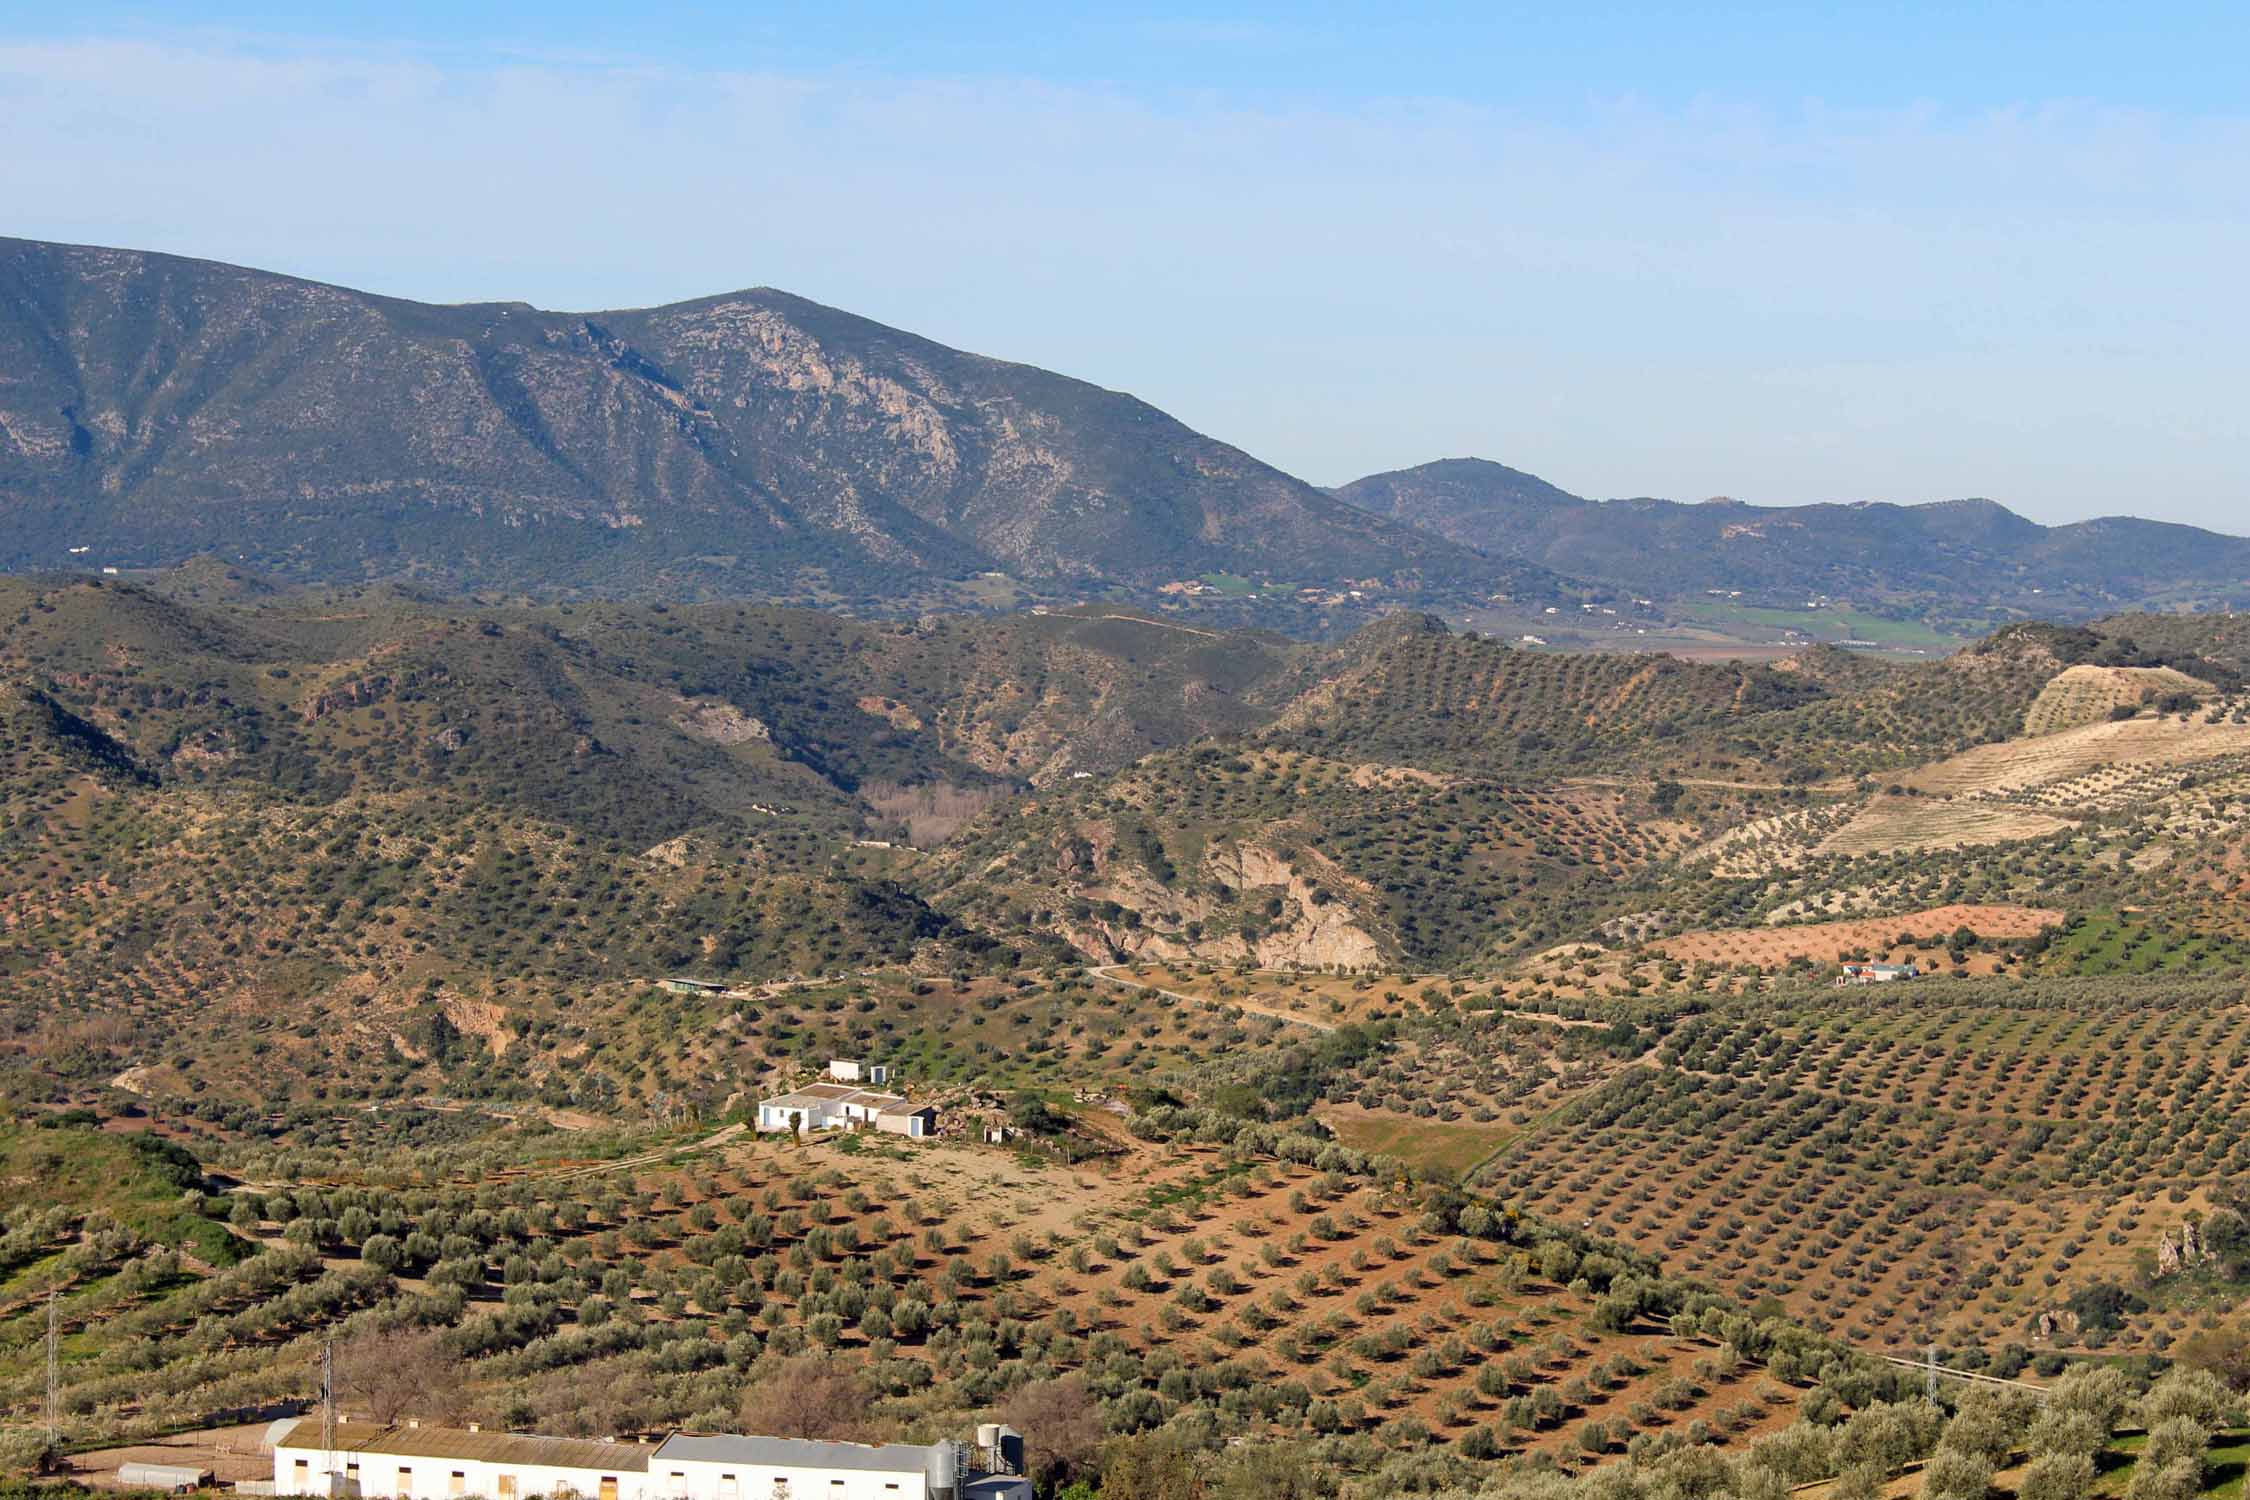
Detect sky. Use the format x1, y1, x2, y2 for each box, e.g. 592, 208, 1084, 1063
4, 3, 2247, 527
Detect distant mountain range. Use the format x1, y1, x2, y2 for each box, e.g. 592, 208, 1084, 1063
1335, 458, 2250, 621
0, 237, 1548, 606
3, 237, 2246, 630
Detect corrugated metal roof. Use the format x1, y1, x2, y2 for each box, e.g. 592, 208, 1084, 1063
272, 1420, 652, 1473
651, 1435, 934, 1474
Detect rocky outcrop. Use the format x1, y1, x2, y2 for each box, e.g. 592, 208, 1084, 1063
672, 697, 772, 745
1045, 833, 1386, 970
303, 674, 393, 720
2156, 1219, 2210, 1276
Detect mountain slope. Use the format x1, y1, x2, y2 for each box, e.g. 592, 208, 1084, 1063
1327, 456, 1588, 543
1335, 458, 2250, 619
0, 238, 1536, 605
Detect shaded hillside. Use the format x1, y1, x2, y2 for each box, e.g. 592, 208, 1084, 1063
1328, 457, 1587, 544
920, 608, 2250, 970
0, 578, 1334, 1109
10, 576, 2250, 1100
1264, 614, 1830, 777
0, 238, 1549, 609
1336, 459, 2250, 622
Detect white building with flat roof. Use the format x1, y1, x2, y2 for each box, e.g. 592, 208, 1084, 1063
270, 1425, 1028, 1500
755, 1084, 933, 1138
652, 1433, 1026, 1500
272, 1420, 652, 1500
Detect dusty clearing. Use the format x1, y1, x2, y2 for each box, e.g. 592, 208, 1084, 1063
1817, 797, 2075, 856
1902, 714, 2250, 799
64, 1422, 280, 1488
1656, 904, 2062, 968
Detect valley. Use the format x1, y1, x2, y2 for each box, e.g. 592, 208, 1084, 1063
8, 566, 2250, 1497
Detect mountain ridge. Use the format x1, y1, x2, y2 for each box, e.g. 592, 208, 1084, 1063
1334, 457, 2250, 621
0, 236, 1552, 610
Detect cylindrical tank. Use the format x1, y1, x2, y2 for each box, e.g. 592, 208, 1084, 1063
924, 1441, 960, 1500
974, 1423, 1001, 1456
119, 1463, 212, 1492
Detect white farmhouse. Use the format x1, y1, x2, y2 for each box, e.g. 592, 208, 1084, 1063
755, 1084, 934, 1138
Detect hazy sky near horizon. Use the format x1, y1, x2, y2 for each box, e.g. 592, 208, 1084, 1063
5, 4, 2247, 528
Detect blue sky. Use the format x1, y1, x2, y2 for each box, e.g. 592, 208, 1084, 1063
5, 3, 2246, 526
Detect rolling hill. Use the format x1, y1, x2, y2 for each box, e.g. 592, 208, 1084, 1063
1336, 457, 2250, 624
10, 576, 2250, 1493
0, 237, 1560, 611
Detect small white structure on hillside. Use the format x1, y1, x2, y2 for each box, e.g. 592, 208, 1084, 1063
827, 1059, 889, 1085
756, 1083, 934, 1138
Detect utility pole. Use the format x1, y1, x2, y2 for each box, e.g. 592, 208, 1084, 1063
322, 1338, 337, 1493
1926, 1343, 1939, 1402
45, 1291, 60, 1448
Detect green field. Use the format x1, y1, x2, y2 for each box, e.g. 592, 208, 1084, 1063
1674, 600, 1969, 648
2097, 1429, 2250, 1498
2043, 915, 2250, 976
1322, 1111, 1513, 1179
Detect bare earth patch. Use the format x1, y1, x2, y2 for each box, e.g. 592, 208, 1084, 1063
1656, 903, 2063, 968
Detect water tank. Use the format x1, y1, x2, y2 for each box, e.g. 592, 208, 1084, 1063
120, 1462, 213, 1491
974, 1423, 1001, 1457
925, 1441, 960, 1500
996, 1427, 1024, 1477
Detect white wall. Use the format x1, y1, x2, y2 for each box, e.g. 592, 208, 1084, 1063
661, 1455, 926, 1500
755, 1101, 844, 1132
275, 1442, 653, 1500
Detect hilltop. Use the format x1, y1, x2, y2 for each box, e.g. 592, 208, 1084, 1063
0, 238, 1556, 616
1336, 457, 2250, 632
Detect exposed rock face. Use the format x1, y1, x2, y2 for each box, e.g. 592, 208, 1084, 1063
673, 698, 772, 745
2156, 1219, 2208, 1276
303, 675, 394, 721
0, 237, 1501, 600
1049, 835, 1385, 969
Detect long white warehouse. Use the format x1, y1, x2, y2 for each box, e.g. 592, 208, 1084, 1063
270, 1420, 1029, 1500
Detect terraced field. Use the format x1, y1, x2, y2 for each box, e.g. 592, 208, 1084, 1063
1900, 712, 2250, 800
2021, 664, 2211, 737
1487, 986, 2250, 1360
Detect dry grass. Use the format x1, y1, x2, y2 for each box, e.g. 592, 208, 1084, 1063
2021, 664, 2209, 736
1655, 904, 2061, 969
1816, 797, 2076, 856
1902, 715, 2250, 799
